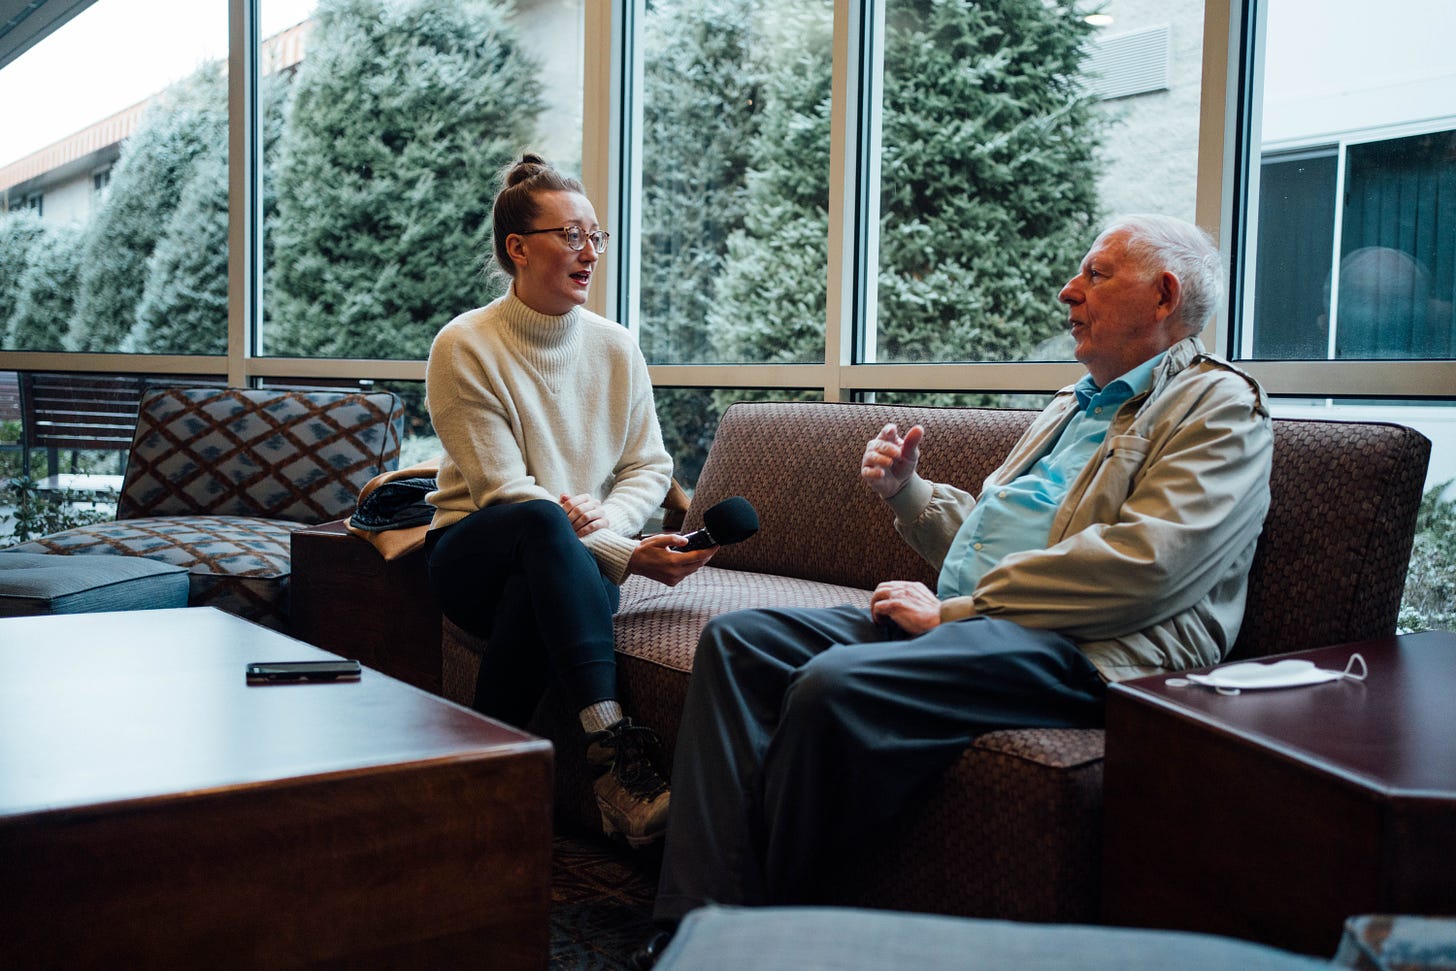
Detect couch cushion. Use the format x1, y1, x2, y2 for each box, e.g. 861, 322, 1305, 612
825, 727, 1108, 922
117, 387, 404, 524
657, 905, 1330, 971
0, 551, 189, 617
5, 516, 301, 629
613, 566, 875, 758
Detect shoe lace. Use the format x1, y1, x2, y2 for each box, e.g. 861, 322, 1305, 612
609, 722, 669, 802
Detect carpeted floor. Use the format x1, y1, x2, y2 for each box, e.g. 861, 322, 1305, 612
550, 834, 661, 969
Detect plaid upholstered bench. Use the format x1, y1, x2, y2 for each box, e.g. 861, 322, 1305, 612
436, 400, 1429, 924
2, 387, 403, 631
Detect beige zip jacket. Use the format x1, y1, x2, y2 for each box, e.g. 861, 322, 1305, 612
886, 336, 1273, 681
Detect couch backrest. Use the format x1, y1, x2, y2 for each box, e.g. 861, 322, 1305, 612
689, 401, 1037, 590
689, 401, 1430, 659
1229, 417, 1429, 659
117, 387, 404, 524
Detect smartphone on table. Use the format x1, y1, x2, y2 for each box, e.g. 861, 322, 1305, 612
245, 659, 362, 684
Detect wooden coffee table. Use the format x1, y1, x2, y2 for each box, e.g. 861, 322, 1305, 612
0, 607, 553, 968
1101, 631, 1456, 956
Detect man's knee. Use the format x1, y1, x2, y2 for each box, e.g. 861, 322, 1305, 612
694, 609, 765, 677
781, 648, 862, 724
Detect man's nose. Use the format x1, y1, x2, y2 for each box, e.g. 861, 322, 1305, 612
1058, 279, 1079, 304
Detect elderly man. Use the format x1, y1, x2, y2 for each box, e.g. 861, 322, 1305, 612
639, 214, 1273, 961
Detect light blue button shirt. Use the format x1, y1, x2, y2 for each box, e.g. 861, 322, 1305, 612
937, 352, 1165, 600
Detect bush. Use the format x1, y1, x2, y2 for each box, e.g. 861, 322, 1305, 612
1399, 481, 1456, 632
0, 478, 114, 546
8, 222, 84, 351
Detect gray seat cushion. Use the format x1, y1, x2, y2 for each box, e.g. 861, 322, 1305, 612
0, 551, 189, 617
5, 516, 302, 629
656, 905, 1332, 971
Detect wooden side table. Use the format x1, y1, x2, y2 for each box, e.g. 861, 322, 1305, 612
291, 519, 443, 694
1101, 631, 1456, 956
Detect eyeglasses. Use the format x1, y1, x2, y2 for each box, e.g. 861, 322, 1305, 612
516, 225, 610, 253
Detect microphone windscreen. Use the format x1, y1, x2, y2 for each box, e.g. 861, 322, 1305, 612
702, 496, 759, 545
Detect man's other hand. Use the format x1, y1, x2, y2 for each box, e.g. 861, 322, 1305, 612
870, 579, 941, 636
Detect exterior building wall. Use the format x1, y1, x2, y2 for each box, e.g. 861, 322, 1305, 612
1089, 0, 1205, 224
511, 0, 585, 172
36, 172, 98, 224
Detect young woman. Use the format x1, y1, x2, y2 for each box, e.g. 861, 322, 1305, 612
424, 154, 715, 847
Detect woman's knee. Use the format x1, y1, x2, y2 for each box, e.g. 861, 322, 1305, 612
511, 498, 574, 532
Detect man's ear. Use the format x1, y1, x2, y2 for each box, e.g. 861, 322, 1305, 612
1155, 270, 1182, 322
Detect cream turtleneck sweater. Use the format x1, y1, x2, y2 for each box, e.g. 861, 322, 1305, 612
425, 289, 673, 584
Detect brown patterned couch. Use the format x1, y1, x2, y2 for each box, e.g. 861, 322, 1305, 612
301, 399, 1431, 924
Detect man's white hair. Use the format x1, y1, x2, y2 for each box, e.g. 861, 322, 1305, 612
1099, 214, 1225, 333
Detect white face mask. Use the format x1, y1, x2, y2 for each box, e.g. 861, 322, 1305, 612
1166, 654, 1368, 696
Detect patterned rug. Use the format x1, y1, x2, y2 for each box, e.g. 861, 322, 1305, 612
550, 834, 661, 969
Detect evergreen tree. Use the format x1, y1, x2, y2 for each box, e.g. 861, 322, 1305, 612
131, 147, 229, 355
69, 67, 227, 352
707, 3, 834, 364
133, 74, 290, 355
268, 0, 543, 360
709, 0, 1103, 365
873, 0, 1102, 362
0, 210, 46, 346
8, 223, 84, 351
639, 0, 761, 364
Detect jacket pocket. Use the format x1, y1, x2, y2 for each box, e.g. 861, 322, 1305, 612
1066, 434, 1152, 528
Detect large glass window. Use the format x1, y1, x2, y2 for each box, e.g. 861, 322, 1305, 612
1243, 0, 1455, 363
258, 0, 581, 361
2, 0, 1452, 626
637, 0, 834, 366
870, 0, 1204, 365
0, 0, 228, 355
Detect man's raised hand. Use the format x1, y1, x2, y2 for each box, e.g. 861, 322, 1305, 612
861, 423, 924, 500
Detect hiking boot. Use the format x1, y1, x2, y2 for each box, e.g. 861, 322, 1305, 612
586, 717, 671, 849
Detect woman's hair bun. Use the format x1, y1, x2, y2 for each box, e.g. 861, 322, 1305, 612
504, 153, 551, 188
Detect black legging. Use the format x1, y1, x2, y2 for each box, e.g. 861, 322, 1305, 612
424, 499, 621, 727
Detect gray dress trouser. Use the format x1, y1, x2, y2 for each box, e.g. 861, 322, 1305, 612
653, 605, 1107, 924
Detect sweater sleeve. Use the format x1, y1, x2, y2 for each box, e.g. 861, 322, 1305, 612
584, 338, 673, 583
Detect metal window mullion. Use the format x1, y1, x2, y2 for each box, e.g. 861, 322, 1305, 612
825, 0, 879, 401
226, 0, 261, 385
583, 0, 637, 334
1326, 141, 1351, 361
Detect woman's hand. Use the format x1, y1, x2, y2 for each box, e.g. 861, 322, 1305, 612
869, 579, 942, 636
861, 423, 924, 500
560, 493, 609, 537
628, 533, 717, 586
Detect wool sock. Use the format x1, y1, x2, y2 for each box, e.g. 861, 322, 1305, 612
579, 700, 624, 735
